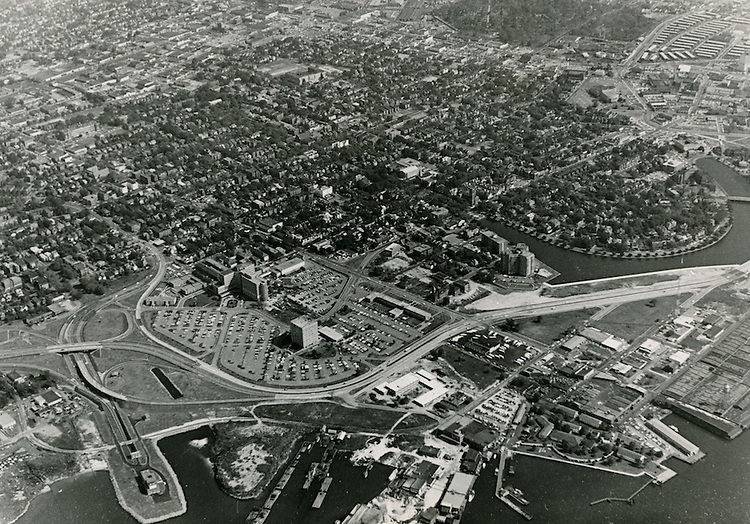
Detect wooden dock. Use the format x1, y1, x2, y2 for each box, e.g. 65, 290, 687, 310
498, 492, 533, 521
590, 479, 653, 506
495, 447, 508, 496
312, 477, 333, 509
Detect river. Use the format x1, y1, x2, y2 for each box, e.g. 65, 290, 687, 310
490, 157, 750, 284
14, 158, 750, 523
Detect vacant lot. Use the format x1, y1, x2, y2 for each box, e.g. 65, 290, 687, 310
515, 308, 598, 345
441, 346, 502, 390
103, 360, 251, 402
592, 295, 687, 342
543, 273, 679, 298
256, 402, 435, 432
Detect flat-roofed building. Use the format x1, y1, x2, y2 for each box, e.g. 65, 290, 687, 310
319, 326, 344, 342
646, 418, 701, 456
194, 257, 234, 287
439, 472, 476, 515
639, 338, 661, 357
271, 257, 305, 277
561, 335, 586, 352
413, 385, 448, 407
290, 316, 319, 349
480, 230, 508, 256
385, 373, 420, 396
238, 268, 268, 303
139, 469, 166, 496
0, 412, 17, 432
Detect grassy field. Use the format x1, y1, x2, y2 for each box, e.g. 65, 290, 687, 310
256, 402, 436, 433
103, 360, 254, 402
33, 417, 84, 450
592, 295, 688, 342
0, 354, 74, 379
125, 403, 258, 436
697, 282, 750, 317
0, 327, 56, 348
514, 308, 598, 345
82, 309, 129, 341
441, 346, 502, 390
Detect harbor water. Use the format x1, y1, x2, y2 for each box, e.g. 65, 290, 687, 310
463, 415, 750, 524
16, 427, 392, 524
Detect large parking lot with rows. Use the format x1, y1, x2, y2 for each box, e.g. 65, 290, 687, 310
284, 264, 346, 315
149, 308, 361, 386
331, 299, 424, 357
150, 309, 228, 355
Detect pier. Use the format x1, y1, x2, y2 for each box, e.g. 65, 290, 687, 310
498, 490, 533, 521
590, 479, 653, 506
302, 462, 318, 489
495, 447, 508, 496
312, 476, 333, 509
247, 441, 309, 524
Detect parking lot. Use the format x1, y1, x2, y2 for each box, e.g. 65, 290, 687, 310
151, 309, 228, 355
217, 312, 280, 373
149, 307, 362, 386
331, 300, 422, 357
284, 264, 346, 315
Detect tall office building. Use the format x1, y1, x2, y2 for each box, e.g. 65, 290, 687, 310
290, 316, 319, 349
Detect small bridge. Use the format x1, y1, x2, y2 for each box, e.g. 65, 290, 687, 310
71, 353, 128, 402
48, 343, 102, 354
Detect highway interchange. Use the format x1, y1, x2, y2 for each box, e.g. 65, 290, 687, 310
1, 238, 746, 415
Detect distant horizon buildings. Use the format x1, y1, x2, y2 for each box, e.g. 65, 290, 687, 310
290, 316, 319, 349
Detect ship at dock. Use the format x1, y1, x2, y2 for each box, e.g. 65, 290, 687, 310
508, 487, 529, 506
302, 462, 319, 490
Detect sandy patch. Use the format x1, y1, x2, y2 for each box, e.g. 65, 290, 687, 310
224, 443, 271, 493
352, 494, 419, 524
222, 425, 291, 495
75, 417, 101, 446
189, 437, 209, 449
352, 437, 401, 465
34, 425, 62, 438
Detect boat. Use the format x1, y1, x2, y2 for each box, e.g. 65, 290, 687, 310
509, 487, 529, 506
302, 462, 319, 490
668, 424, 680, 433
468, 490, 475, 502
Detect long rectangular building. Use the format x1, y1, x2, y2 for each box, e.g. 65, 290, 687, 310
646, 418, 700, 456
440, 472, 476, 515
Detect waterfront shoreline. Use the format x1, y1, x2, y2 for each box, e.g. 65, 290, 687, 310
513, 449, 649, 478
106, 445, 187, 524
544, 264, 737, 289
8, 457, 100, 524
492, 209, 733, 261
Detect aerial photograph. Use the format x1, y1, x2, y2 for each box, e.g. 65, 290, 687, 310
1, 0, 749, 522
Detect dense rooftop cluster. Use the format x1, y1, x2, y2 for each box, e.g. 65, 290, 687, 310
0, 0, 737, 321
